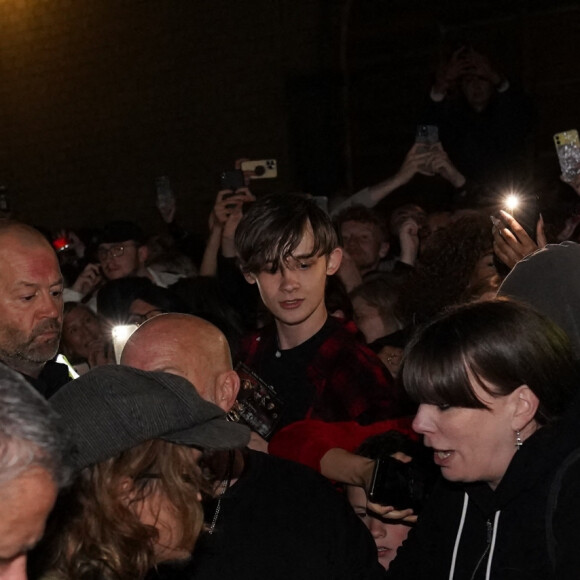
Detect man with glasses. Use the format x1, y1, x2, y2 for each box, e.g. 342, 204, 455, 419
66, 221, 182, 306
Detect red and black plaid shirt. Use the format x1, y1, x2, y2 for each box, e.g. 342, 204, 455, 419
238, 318, 411, 427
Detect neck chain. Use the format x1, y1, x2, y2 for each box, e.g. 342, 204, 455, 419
207, 450, 234, 535
275, 334, 283, 358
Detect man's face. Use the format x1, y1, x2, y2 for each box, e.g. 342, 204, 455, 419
244, 225, 342, 337
0, 467, 57, 578
98, 240, 145, 281
0, 240, 63, 374
461, 75, 493, 111
340, 220, 387, 274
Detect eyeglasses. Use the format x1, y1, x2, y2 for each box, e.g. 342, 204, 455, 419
97, 243, 137, 261
127, 309, 165, 325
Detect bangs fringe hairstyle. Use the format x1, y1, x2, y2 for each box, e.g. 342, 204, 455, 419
402, 299, 579, 425
46, 439, 210, 580
235, 193, 338, 274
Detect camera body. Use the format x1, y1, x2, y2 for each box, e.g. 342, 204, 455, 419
368, 456, 436, 513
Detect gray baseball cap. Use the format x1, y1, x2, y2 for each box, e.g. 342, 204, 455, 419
50, 365, 250, 472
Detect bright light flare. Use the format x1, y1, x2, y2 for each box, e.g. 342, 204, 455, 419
111, 324, 138, 363
504, 194, 520, 213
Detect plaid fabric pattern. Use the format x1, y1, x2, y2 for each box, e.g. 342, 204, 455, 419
238, 319, 409, 426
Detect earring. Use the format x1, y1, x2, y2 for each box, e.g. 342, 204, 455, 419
515, 430, 523, 450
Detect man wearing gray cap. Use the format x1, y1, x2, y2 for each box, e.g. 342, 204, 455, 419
0, 364, 69, 579
42, 365, 250, 580
122, 314, 387, 580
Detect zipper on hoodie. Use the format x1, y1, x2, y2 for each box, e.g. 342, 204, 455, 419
469, 518, 493, 580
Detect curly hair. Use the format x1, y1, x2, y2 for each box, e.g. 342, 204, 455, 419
397, 211, 498, 325
44, 439, 209, 580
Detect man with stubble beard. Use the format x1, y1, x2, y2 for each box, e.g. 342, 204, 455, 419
0, 222, 69, 397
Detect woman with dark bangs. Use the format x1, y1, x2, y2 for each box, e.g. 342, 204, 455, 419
387, 299, 580, 579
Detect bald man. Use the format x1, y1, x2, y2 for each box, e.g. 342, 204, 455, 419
0, 222, 69, 396
122, 314, 385, 580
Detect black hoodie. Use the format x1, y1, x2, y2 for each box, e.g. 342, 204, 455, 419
387, 394, 580, 579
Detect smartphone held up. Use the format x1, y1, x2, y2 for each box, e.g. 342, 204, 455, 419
554, 130, 580, 183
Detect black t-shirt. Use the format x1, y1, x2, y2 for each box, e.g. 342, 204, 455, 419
260, 317, 337, 430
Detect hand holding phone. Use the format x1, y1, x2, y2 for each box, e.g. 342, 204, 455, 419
492, 209, 546, 269
71, 263, 102, 297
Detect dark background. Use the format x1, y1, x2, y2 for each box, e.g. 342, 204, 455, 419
1, 1, 579, 233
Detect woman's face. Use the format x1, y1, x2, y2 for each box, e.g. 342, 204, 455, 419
136, 489, 192, 563
61, 305, 103, 361
352, 297, 387, 343
352, 296, 399, 344
468, 252, 498, 297
412, 377, 525, 490
347, 485, 411, 570
131, 448, 203, 564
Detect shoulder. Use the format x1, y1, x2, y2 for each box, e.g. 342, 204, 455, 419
242, 450, 352, 507
316, 320, 391, 379
238, 326, 274, 360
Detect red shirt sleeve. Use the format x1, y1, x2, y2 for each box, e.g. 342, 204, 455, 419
268, 417, 417, 472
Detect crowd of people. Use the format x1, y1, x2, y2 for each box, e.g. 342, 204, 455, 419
2, 41, 580, 580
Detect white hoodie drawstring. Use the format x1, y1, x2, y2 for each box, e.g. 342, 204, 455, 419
448, 493, 502, 580
449, 492, 469, 580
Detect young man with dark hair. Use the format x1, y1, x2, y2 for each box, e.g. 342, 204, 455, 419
235, 194, 409, 443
